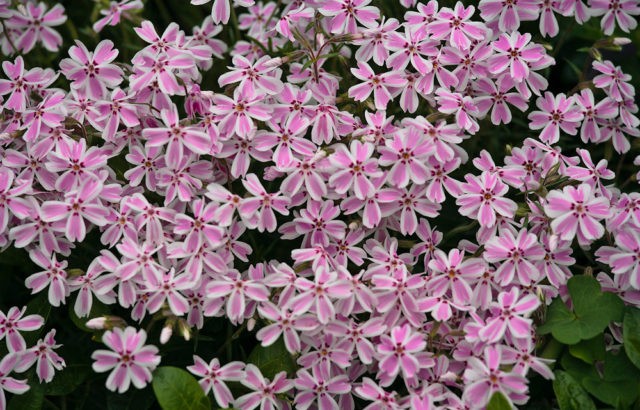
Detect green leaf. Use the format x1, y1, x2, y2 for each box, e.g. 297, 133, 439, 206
45, 363, 92, 396
553, 370, 597, 410
247, 338, 296, 379
623, 307, 640, 370
487, 391, 513, 410
582, 350, 640, 407
22, 292, 52, 347
568, 334, 605, 364
152, 366, 210, 410
537, 276, 624, 344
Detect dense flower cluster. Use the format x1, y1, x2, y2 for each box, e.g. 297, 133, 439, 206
0, 0, 639, 409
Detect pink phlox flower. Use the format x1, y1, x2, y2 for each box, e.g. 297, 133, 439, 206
156, 154, 211, 205
348, 62, 408, 110
440, 41, 493, 89
289, 266, 351, 324
573, 88, 618, 143
271, 83, 315, 125
0, 169, 31, 234
254, 116, 315, 168
59, 40, 123, 99
189, 16, 227, 62
129, 50, 196, 96
435, 88, 480, 134
238, 173, 290, 233
410, 219, 443, 266
502, 337, 555, 379
16, 329, 65, 383
352, 110, 397, 145
328, 229, 367, 267
328, 317, 386, 365
598, 228, 640, 290
462, 345, 528, 408
328, 139, 383, 200
22, 91, 66, 143
456, 171, 518, 228
427, 3, 488, 50
219, 55, 284, 97
479, 287, 540, 343
0, 353, 30, 408
559, 0, 591, 23
378, 128, 432, 188
25, 249, 69, 307
288, 200, 346, 247
7, 2, 66, 53
294, 365, 351, 410
377, 324, 432, 383
378, 184, 441, 235
538, 0, 563, 37
211, 88, 272, 140
8, 197, 68, 255
590, 0, 640, 35
319, 0, 380, 34
353, 18, 400, 66
234, 364, 293, 410
239, 1, 277, 37
592, 60, 635, 102
0, 56, 53, 112
256, 301, 318, 353
93, 0, 143, 33
544, 183, 611, 245
96, 88, 140, 141
354, 377, 403, 409
478, 0, 540, 32
484, 228, 545, 286
275, 4, 315, 41
427, 248, 485, 306
91, 327, 160, 393
187, 356, 244, 408
144, 267, 193, 316
489, 32, 545, 82
174, 198, 224, 254
124, 193, 176, 245
563, 148, 615, 193
297, 334, 352, 378
46, 138, 108, 192
0, 306, 43, 353
371, 267, 424, 326
68, 252, 118, 317
206, 268, 269, 324
405, 1, 440, 31
474, 77, 529, 125
124, 143, 165, 191
386, 25, 438, 74
528, 91, 583, 144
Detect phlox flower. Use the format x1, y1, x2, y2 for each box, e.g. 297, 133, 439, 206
256, 302, 318, 353
386, 25, 438, 74
0, 307, 43, 353
434, 88, 480, 133
591, 0, 640, 35
93, 0, 143, 32
573, 88, 618, 143
592, 60, 635, 102
329, 140, 383, 200
211, 89, 272, 139
187, 356, 244, 408
598, 228, 640, 290
239, 173, 291, 233
377, 324, 429, 381
16, 329, 65, 383
427, 3, 487, 50
7, 2, 66, 53
294, 365, 351, 410
234, 364, 292, 410
254, 117, 315, 168
378, 128, 432, 188
59, 40, 123, 99
289, 266, 351, 324
456, 171, 517, 228
0, 353, 29, 410
348, 62, 407, 110
488, 32, 545, 82
319, 0, 380, 34
91, 327, 160, 393
544, 183, 611, 245
353, 18, 400, 66
484, 228, 545, 286
527, 92, 583, 144
478, 0, 540, 32
206, 269, 269, 324
25, 250, 69, 308
0, 56, 50, 112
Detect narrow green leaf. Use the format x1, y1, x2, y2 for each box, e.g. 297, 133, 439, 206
553, 370, 597, 410
45, 363, 91, 396
152, 366, 210, 410
487, 391, 513, 410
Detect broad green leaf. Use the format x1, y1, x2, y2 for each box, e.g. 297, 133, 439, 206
487, 391, 513, 410
152, 366, 210, 410
247, 338, 297, 379
537, 276, 624, 344
568, 334, 605, 364
582, 350, 640, 407
553, 370, 596, 410
623, 307, 640, 370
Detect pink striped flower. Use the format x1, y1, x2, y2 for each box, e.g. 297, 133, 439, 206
378, 128, 432, 188
25, 250, 69, 307
294, 365, 351, 410
479, 287, 540, 342
289, 267, 351, 324
7, 2, 66, 53
235, 364, 292, 410
91, 327, 161, 393
188, 356, 244, 408
0, 353, 29, 409
319, 0, 380, 34
488, 32, 545, 82
484, 228, 545, 286
239, 173, 291, 233
478, 0, 539, 32
219, 55, 284, 97
544, 183, 611, 245
211, 89, 272, 139
256, 302, 318, 353
591, 0, 640, 35
206, 269, 269, 324
528, 92, 583, 144
329, 140, 383, 200
427, 2, 487, 50
377, 324, 428, 380
456, 171, 517, 228
348, 62, 407, 110
16, 329, 65, 383
93, 1, 143, 32
0, 56, 49, 112
0, 306, 43, 353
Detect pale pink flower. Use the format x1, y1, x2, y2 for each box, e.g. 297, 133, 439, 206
528, 92, 584, 144
211, 89, 272, 139
256, 302, 318, 353
289, 267, 351, 324
484, 228, 545, 286
93, 0, 143, 32
378, 128, 432, 188
478, 0, 540, 32
592, 60, 635, 102
219, 55, 284, 97
91, 327, 161, 393
187, 356, 244, 408
328, 140, 383, 200
0, 307, 43, 353
16, 329, 65, 383
235, 364, 292, 410
386, 26, 438, 74
239, 173, 291, 233
591, 0, 640, 35
294, 365, 351, 410
0, 353, 30, 410
348, 62, 407, 110
320, 0, 380, 34
544, 183, 611, 244
427, 3, 488, 50
0, 56, 50, 112
489, 32, 545, 82
377, 324, 428, 380
60, 40, 123, 99
456, 171, 518, 228
7, 2, 66, 52
25, 250, 69, 307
